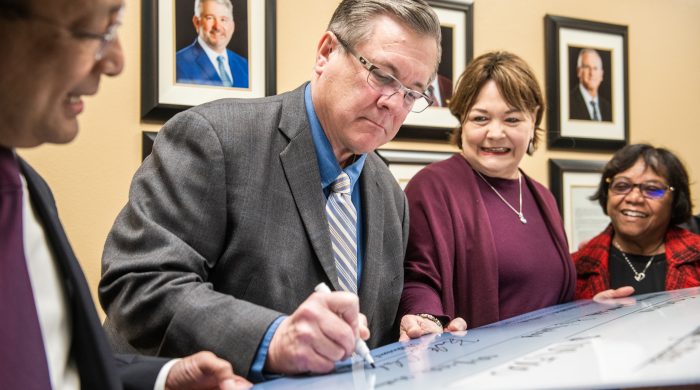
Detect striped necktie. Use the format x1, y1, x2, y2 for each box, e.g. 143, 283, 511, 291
590, 100, 601, 121
0, 147, 52, 389
217, 55, 233, 87
325, 172, 358, 293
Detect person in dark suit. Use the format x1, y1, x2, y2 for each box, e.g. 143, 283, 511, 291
0, 0, 251, 389
99, 0, 442, 382
569, 48, 612, 122
176, 0, 248, 88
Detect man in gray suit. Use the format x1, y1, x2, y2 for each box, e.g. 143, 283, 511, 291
100, 0, 441, 382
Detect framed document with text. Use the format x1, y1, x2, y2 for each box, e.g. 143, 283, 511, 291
549, 158, 609, 250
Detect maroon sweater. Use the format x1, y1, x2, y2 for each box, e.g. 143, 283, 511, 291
399, 154, 576, 328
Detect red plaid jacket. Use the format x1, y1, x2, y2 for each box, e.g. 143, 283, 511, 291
574, 224, 700, 299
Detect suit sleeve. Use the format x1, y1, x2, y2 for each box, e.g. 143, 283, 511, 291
99, 109, 282, 378
114, 354, 168, 390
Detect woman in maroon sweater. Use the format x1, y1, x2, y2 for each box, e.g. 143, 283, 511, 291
398, 51, 577, 340
574, 144, 700, 300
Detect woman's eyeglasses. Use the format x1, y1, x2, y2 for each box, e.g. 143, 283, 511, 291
606, 177, 674, 199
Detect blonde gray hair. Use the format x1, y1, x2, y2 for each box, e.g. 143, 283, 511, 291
194, 0, 233, 17
327, 0, 441, 74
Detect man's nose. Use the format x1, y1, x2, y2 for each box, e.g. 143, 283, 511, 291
97, 36, 124, 77
377, 90, 406, 112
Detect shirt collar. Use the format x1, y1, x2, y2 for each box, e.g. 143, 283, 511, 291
198, 36, 228, 65
578, 83, 598, 104
303, 83, 367, 190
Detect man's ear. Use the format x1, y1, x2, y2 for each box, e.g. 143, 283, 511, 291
192, 15, 200, 33
313, 32, 336, 75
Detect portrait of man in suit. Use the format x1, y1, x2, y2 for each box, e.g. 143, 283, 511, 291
176, 0, 249, 88
569, 47, 612, 122
425, 24, 454, 107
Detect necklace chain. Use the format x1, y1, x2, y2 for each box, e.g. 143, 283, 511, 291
612, 241, 662, 282
476, 170, 526, 224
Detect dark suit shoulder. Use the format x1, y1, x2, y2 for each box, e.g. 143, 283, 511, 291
189, 84, 300, 116
174, 84, 307, 142
175, 40, 201, 61
19, 160, 52, 197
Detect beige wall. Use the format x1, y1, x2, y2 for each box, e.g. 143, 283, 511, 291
18, 0, 700, 313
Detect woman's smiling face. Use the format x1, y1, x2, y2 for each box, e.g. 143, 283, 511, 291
607, 158, 674, 246
460, 80, 535, 179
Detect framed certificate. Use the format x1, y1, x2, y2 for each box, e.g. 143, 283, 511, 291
549, 158, 609, 250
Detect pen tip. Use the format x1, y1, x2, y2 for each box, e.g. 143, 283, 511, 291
370, 363, 376, 369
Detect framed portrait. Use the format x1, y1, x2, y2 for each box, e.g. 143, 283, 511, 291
545, 15, 629, 151
376, 149, 454, 189
549, 159, 610, 250
397, 0, 473, 141
142, 0, 276, 120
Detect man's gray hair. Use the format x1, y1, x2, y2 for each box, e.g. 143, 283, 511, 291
194, 0, 233, 17
328, 0, 442, 73
577, 48, 602, 68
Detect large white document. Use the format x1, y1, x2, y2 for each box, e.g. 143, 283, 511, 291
256, 287, 700, 389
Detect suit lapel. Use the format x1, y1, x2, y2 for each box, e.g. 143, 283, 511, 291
194, 42, 221, 83
357, 159, 383, 324
19, 160, 122, 389
19, 161, 78, 299
278, 86, 339, 290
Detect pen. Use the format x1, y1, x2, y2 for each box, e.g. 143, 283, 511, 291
314, 282, 376, 368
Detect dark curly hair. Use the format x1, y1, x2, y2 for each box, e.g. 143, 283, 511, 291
0, 0, 30, 20
591, 143, 693, 226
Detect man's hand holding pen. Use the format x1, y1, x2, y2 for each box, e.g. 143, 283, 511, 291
266, 286, 371, 375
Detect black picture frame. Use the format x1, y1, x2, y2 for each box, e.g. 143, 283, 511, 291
545, 15, 629, 151
142, 131, 158, 161
142, 0, 276, 121
549, 158, 609, 249
396, 0, 473, 141
376, 149, 453, 189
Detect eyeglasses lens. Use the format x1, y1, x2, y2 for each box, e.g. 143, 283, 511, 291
367, 68, 430, 113
610, 180, 667, 199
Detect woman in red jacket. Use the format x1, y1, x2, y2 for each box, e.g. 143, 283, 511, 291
575, 144, 700, 299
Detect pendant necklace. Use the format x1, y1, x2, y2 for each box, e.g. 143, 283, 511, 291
612, 240, 662, 282
476, 170, 527, 224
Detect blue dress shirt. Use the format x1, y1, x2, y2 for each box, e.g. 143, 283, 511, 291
249, 83, 367, 381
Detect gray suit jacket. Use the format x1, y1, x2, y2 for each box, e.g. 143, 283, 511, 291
99, 84, 409, 378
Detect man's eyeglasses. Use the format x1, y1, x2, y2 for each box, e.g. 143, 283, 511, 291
335, 35, 434, 113
606, 177, 674, 200
30, 5, 124, 61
